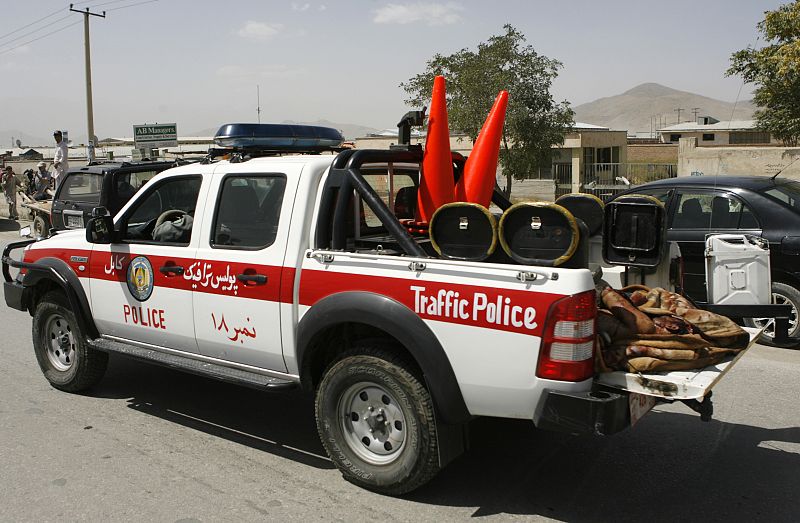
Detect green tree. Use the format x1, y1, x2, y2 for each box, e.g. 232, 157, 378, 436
401, 25, 574, 196
728, 1, 800, 146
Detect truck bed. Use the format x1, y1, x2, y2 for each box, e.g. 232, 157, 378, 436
595, 327, 761, 400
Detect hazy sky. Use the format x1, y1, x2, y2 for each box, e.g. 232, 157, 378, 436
0, 0, 783, 142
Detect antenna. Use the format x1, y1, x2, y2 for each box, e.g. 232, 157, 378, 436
771, 155, 800, 179
257, 85, 261, 124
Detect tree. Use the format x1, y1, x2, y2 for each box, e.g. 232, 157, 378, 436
401, 25, 574, 196
728, 1, 800, 146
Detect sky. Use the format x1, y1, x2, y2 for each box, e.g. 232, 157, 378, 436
0, 0, 785, 144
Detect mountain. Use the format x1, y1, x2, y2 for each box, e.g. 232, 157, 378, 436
572, 83, 757, 132
0, 130, 52, 149
190, 120, 379, 141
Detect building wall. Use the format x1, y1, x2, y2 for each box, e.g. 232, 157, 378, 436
662, 130, 780, 145
678, 137, 800, 178
628, 143, 678, 164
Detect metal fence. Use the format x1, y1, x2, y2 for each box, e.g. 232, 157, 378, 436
542, 162, 677, 202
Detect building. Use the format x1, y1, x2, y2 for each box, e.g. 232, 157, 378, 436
659, 116, 776, 145
551, 123, 628, 197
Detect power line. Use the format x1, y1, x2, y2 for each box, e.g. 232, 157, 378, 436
0, 14, 73, 48
0, 20, 82, 56
107, 0, 161, 12
0, 0, 157, 56
0, 7, 64, 42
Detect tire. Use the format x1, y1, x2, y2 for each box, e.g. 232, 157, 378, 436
32, 214, 49, 239
32, 291, 108, 392
744, 281, 800, 348
315, 346, 440, 495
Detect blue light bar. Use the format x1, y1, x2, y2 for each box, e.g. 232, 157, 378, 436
214, 123, 344, 151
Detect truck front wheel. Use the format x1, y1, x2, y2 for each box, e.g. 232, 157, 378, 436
32, 291, 108, 392
315, 347, 440, 495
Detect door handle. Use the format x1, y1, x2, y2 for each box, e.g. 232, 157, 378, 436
159, 265, 184, 276
236, 273, 267, 285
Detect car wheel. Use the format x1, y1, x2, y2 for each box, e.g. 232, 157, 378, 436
315, 346, 440, 495
32, 215, 50, 239
744, 281, 800, 348
32, 291, 108, 391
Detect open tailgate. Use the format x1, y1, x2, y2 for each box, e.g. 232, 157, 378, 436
595, 327, 761, 400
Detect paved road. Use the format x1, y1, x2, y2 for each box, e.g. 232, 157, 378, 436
1, 229, 799, 522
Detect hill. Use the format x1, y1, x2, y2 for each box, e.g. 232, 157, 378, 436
191, 120, 379, 141
573, 83, 757, 133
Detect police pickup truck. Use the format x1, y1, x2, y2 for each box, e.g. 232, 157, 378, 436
2, 123, 756, 494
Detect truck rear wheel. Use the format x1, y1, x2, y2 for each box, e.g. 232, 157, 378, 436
315, 346, 440, 495
32, 291, 108, 391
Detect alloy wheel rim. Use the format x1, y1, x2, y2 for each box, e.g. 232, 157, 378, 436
751, 292, 798, 338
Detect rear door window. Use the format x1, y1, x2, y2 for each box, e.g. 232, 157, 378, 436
673, 192, 759, 230
211, 174, 287, 249
60, 172, 102, 202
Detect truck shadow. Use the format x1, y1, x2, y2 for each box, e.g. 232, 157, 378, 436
93, 354, 334, 470
92, 355, 800, 520
413, 411, 800, 521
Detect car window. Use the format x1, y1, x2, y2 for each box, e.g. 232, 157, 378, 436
60, 173, 102, 202
123, 176, 202, 245
673, 192, 759, 230
360, 170, 417, 229
116, 170, 158, 202
765, 181, 800, 212
211, 174, 286, 249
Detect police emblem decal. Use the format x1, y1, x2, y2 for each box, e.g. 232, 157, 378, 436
127, 256, 154, 302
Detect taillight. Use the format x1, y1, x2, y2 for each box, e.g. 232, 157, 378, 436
537, 290, 596, 382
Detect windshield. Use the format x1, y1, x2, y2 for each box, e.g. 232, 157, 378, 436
764, 181, 800, 212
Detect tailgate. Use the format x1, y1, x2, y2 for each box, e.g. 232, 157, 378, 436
595, 327, 761, 400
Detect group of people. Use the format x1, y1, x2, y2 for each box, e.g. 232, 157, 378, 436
1, 130, 69, 221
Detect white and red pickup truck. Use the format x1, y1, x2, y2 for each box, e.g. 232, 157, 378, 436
2, 123, 756, 494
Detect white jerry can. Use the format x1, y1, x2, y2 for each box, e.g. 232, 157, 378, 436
705, 234, 771, 305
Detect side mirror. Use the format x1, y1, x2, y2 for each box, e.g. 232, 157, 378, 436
86, 215, 115, 244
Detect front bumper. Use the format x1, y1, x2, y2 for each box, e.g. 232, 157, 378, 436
533, 387, 632, 436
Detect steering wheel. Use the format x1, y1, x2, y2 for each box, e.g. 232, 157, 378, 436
155, 209, 188, 228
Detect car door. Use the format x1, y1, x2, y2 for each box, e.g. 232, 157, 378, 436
192, 168, 294, 371
89, 173, 208, 351
667, 190, 762, 302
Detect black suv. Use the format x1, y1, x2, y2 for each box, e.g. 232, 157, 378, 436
50, 161, 178, 232
615, 175, 800, 346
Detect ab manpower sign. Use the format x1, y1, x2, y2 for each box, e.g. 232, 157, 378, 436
134, 124, 178, 149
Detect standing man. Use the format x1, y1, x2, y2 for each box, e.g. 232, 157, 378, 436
2, 166, 22, 220
53, 130, 69, 190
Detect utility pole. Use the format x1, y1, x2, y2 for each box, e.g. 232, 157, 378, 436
691, 107, 701, 122
70, 4, 105, 163
257, 85, 261, 123
674, 107, 684, 124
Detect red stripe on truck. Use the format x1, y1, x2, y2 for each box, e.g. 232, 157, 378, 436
24, 247, 564, 336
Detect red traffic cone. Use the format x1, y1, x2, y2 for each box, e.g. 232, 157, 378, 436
456, 90, 508, 207
417, 75, 455, 222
